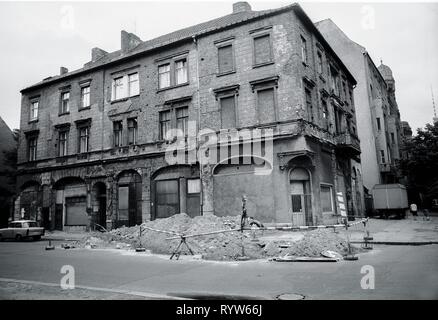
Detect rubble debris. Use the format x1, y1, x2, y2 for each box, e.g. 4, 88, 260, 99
76, 213, 361, 261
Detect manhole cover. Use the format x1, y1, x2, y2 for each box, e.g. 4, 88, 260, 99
276, 293, 305, 300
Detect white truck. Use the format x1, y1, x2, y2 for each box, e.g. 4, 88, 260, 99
372, 184, 409, 219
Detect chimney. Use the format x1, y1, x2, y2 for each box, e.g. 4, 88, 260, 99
60, 67, 68, 75
232, 1, 251, 13
91, 47, 108, 62
121, 30, 142, 53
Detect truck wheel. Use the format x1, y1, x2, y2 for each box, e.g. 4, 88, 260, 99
15, 234, 22, 241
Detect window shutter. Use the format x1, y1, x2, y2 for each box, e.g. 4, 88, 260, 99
218, 45, 233, 73
254, 35, 271, 65
220, 96, 236, 129
257, 88, 276, 124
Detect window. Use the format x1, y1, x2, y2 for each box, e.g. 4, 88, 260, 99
112, 72, 139, 101
321, 99, 329, 130
342, 81, 347, 100
159, 110, 171, 140
380, 150, 385, 163
218, 44, 234, 74
317, 51, 323, 74
175, 59, 188, 85
305, 88, 314, 122
28, 136, 37, 161
349, 89, 354, 106
60, 92, 70, 114
220, 95, 237, 129
128, 73, 139, 96
113, 77, 125, 100
321, 185, 334, 213
58, 130, 68, 157
113, 121, 123, 147
257, 88, 276, 124
30, 101, 38, 121
391, 132, 395, 144
330, 67, 340, 96
187, 178, 201, 194
128, 118, 138, 145
176, 107, 188, 137
78, 126, 89, 153
377, 117, 381, 131
301, 36, 308, 64
158, 64, 171, 89
253, 34, 272, 66
81, 86, 90, 109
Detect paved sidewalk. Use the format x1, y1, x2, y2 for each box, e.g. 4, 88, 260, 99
340, 216, 438, 244
42, 231, 88, 241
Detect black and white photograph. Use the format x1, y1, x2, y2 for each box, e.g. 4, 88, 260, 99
0, 0, 437, 307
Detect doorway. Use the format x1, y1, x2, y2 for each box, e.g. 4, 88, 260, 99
290, 168, 312, 226
93, 182, 107, 230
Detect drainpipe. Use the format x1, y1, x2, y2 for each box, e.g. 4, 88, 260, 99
192, 35, 203, 215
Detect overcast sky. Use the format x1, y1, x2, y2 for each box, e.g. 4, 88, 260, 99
0, 1, 437, 133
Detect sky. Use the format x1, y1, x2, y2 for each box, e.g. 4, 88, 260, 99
0, 0, 437, 133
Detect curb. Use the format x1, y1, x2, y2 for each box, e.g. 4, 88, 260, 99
350, 241, 438, 246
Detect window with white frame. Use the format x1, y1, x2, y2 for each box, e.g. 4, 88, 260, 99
159, 110, 171, 140
28, 136, 37, 161
58, 130, 68, 157
81, 86, 90, 109
176, 106, 188, 137
175, 59, 188, 85
113, 121, 123, 147
158, 64, 171, 89
128, 118, 138, 145
30, 101, 39, 121
128, 73, 139, 96
60, 92, 70, 114
113, 77, 125, 100
78, 126, 89, 153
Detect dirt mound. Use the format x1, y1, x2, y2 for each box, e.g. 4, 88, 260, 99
80, 213, 359, 260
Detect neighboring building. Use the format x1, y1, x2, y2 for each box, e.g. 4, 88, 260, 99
16, 2, 363, 231
0, 117, 18, 227
316, 19, 404, 193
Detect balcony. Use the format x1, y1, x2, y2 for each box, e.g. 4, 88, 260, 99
334, 132, 361, 156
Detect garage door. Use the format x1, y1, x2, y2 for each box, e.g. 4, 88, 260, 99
65, 196, 88, 226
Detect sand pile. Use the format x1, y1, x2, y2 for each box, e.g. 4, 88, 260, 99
81, 213, 359, 260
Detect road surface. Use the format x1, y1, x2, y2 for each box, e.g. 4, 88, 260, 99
0, 240, 437, 299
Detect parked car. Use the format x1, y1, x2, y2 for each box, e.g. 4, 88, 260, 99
0, 220, 45, 241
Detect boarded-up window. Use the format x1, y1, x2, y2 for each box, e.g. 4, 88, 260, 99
118, 186, 129, 221
218, 44, 234, 74
321, 185, 333, 212
257, 88, 276, 124
220, 96, 236, 129
253, 34, 272, 65
155, 179, 179, 219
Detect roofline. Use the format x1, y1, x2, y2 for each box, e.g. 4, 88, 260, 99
295, 7, 356, 85
363, 51, 388, 90
21, 2, 356, 92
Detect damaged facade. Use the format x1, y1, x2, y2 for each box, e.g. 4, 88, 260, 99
316, 19, 404, 193
16, 2, 363, 231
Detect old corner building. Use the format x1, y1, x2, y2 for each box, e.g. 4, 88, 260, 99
16, 2, 364, 231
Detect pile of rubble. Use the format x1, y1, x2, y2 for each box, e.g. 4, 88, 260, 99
80, 213, 359, 261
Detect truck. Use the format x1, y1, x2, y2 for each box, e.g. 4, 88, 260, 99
371, 184, 409, 219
